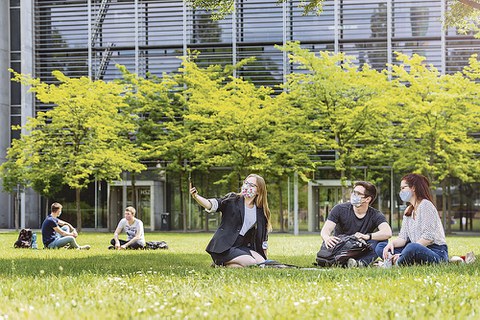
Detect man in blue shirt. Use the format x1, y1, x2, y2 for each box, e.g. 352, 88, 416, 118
41, 202, 90, 250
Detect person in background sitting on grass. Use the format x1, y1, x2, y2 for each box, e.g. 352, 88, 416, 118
190, 174, 272, 267
110, 206, 145, 250
41, 202, 91, 250
320, 181, 392, 267
377, 173, 448, 267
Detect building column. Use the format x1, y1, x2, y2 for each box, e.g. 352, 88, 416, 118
21, 0, 40, 228
0, 1, 12, 228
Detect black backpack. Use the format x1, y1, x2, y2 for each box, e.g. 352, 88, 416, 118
14, 228, 34, 248
315, 234, 370, 267
145, 241, 168, 250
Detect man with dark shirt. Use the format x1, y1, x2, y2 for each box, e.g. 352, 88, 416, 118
41, 202, 90, 250
320, 181, 392, 267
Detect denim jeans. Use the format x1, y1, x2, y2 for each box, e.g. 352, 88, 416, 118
375, 241, 448, 266
48, 225, 79, 249
358, 240, 388, 265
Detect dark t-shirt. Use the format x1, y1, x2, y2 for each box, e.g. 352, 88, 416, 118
41, 215, 59, 247
327, 202, 387, 236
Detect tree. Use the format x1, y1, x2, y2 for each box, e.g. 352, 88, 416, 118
446, 1, 480, 37
179, 54, 323, 230
280, 42, 395, 197
388, 53, 480, 230
389, 53, 480, 186
119, 66, 193, 231
2, 70, 145, 230
185, 0, 325, 19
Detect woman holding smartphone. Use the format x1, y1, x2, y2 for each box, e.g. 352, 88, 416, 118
190, 174, 272, 267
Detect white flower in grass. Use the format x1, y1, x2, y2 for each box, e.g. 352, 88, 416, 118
58, 266, 63, 272
193, 291, 201, 298
245, 305, 251, 310
137, 308, 146, 313
40, 270, 45, 275
71, 300, 77, 307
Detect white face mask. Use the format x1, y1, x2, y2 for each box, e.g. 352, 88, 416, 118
399, 190, 412, 202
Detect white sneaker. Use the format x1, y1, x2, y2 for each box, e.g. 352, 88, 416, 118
465, 252, 476, 264
346, 258, 358, 268
381, 253, 393, 268
78, 245, 91, 250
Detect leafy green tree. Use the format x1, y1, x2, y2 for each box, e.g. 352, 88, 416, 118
2, 70, 145, 230
389, 53, 480, 233
181, 55, 319, 178
180, 55, 323, 230
119, 66, 192, 231
280, 42, 395, 197
389, 53, 480, 189
446, 1, 480, 37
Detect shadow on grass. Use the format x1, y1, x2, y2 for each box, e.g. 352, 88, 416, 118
0, 251, 214, 277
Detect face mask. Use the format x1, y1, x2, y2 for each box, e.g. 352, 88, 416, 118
399, 190, 412, 202
350, 194, 363, 207
241, 183, 256, 198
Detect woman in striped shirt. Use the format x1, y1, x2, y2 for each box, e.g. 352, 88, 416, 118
376, 173, 448, 266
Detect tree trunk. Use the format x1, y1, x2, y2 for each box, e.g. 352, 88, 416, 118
441, 179, 449, 234
340, 170, 348, 202
131, 173, 137, 214
179, 170, 187, 232
45, 199, 49, 221
76, 188, 82, 231
14, 187, 20, 231
278, 179, 285, 232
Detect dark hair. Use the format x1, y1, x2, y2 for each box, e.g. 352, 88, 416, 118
51, 202, 62, 213
401, 173, 434, 216
354, 181, 377, 204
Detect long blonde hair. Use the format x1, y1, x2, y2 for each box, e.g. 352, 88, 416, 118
246, 174, 272, 232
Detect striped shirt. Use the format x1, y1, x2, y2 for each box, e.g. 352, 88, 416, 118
398, 199, 446, 245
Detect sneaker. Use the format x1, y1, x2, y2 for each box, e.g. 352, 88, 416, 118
347, 258, 358, 268
78, 245, 91, 250
465, 252, 476, 264
108, 245, 115, 250
449, 256, 464, 263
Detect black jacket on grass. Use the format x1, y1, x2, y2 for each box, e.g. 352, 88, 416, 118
205, 193, 268, 259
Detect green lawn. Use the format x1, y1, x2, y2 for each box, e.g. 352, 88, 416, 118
0, 232, 479, 319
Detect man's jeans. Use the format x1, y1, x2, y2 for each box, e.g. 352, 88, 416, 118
48, 225, 79, 249
375, 241, 448, 266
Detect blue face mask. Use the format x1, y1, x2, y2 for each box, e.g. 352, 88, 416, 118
399, 190, 412, 202
350, 194, 363, 207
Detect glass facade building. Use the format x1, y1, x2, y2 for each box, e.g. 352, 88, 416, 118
1, 0, 479, 232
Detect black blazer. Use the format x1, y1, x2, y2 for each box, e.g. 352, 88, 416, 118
205, 193, 268, 259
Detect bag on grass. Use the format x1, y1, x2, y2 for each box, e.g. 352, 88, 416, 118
145, 241, 168, 250
14, 228, 37, 249
315, 234, 370, 267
